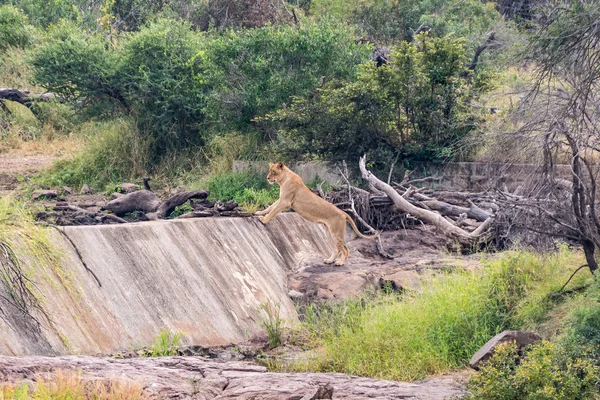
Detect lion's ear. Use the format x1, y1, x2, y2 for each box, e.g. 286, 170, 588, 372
269, 162, 274, 167
276, 162, 284, 168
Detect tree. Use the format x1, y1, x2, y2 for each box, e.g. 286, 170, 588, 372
495, 1, 600, 274
263, 33, 491, 168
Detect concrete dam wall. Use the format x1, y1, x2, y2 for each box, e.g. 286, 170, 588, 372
0, 214, 333, 356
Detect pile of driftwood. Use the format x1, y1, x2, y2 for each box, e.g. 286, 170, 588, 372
314, 157, 501, 251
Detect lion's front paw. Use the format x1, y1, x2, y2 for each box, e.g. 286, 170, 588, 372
259, 216, 267, 224
255, 210, 265, 216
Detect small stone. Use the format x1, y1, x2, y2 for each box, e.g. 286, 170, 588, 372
80, 184, 92, 195
288, 290, 304, 300
61, 186, 72, 194
109, 192, 124, 200
117, 183, 139, 193
32, 190, 58, 200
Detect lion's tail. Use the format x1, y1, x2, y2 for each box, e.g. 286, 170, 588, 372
345, 213, 380, 239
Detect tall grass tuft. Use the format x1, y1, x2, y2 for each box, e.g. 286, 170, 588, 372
144, 329, 185, 357
289, 248, 587, 381
260, 302, 284, 349
0, 369, 148, 399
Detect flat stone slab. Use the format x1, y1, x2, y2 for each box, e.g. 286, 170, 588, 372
0, 356, 466, 399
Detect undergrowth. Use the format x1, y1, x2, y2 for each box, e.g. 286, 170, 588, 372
0, 196, 67, 321
275, 247, 589, 381
0, 369, 148, 400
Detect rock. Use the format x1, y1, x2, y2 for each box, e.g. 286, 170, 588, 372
117, 183, 139, 193
80, 184, 91, 195
109, 192, 124, 200
0, 356, 467, 400
32, 189, 58, 200
61, 186, 72, 194
288, 290, 304, 300
469, 330, 541, 370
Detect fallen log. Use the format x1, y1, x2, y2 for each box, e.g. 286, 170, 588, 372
156, 190, 209, 219
101, 190, 162, 216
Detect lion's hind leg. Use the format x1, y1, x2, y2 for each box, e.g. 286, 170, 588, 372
326, 218, 350, 266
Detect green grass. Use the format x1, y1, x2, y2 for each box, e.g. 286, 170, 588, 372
260, 302, 284, 349
143, 329, 185, 357
33, 118, 149, 191
278, 248, 590, 381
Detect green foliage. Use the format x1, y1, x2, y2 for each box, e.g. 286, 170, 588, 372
201, 21, 371, 132
260, 302, 283, 349
286, 249, 586, 381
466, 341, 599, 400
116, 18, 206, 157
204, 171, 278, 207
0, 5, 34, 50
264, 33, 491, 166
144, 328, 184, 357
31, 22, 119, 107
336, 0, 501, 45
2, 0, 81, 28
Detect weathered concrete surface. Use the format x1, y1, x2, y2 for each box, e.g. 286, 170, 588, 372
0, 213, 333, 356
0, 355, 468, 399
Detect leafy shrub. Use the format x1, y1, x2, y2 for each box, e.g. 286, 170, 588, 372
116, 18, 206, 158
201, 21, 371, 132
466, 341, 599, 400
4, 0, 80, 28
31, 22, 120, 108
0, 5, 34, 50
264, 33, 492, 167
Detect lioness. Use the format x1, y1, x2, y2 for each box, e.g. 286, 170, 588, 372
256, 162, 378, 265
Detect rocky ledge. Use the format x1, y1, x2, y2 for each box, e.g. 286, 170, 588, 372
0, 355, 466, 399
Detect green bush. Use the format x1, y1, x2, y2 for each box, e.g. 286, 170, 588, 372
31, 22, 121, 109
264, 33, 492, 166
204, 171, 278, 210
287, 250, 586, 381
201, 21, 371, 132
4, 0, 80, 28
116, 18, 206, 158
466, 341, 599, 400
0, 5, 34, 50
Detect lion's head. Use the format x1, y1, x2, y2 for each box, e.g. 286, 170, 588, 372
267, 162, 285, 184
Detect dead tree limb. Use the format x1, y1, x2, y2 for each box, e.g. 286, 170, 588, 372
359, 155, 493, 247
340, 162, 393, 259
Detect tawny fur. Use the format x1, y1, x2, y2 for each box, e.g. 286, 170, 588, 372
256, 162, 378, 265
